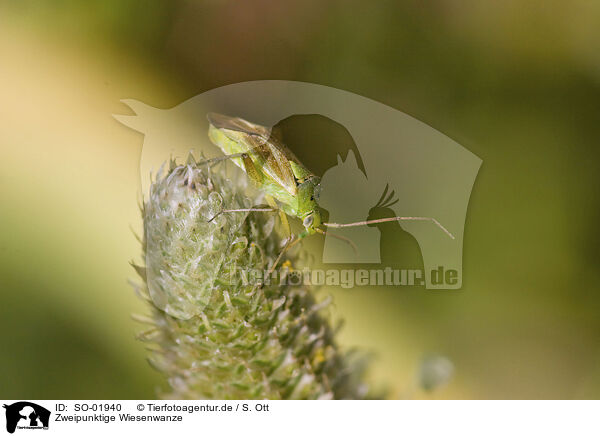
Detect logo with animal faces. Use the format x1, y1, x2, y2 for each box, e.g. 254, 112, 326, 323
3, 402, 50, 433
115, 80, 481, 293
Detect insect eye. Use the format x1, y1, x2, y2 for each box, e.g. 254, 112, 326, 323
303, 214, 314, 228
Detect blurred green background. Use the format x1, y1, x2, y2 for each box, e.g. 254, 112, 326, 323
1, 0, 599, 399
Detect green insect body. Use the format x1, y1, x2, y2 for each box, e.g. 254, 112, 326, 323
207, 113, 322, 236
206, 112, 455, 269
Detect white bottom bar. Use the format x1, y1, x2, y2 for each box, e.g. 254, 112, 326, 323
1, 400, 597, 436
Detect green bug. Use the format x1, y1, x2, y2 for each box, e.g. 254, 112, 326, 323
207, 112, 323, 239
206, 113, 454, 266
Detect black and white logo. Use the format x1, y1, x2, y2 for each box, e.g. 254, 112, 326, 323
3, 402, 50, 433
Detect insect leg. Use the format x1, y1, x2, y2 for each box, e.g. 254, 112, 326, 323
265, 233, 306, 277
207, 207, 277, 223
199, 152, 249, 167
239, 153, 263, 187
265, 195, 291, 238
260, 194, 295, 278
206, 154, 271, 222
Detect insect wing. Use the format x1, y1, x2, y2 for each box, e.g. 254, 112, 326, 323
207, 112, 271, 138
207, 113, 298, 196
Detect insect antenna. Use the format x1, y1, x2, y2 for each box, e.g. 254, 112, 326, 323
315, 228, 358, 255
323, 217, 455, 240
